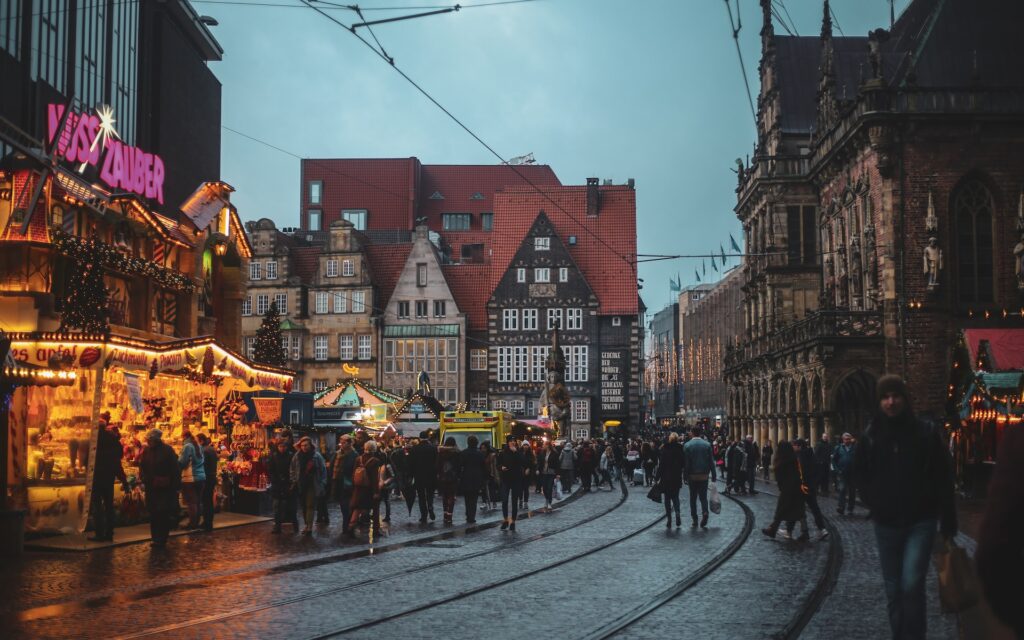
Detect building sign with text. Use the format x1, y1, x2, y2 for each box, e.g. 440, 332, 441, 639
600, 350, 628, 416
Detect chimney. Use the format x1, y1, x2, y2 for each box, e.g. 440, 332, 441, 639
627, 178, 635, 190
586, 177, 600, 217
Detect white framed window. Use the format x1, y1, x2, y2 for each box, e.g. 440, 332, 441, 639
547, 308, 563, 330
256, 294, 269, 315
502, 309, 518, 331
314, 335, 328, 361
289, 410, 300, 425
398, 301, 410, 319
287, 334, 302, 360
612, 316, 622, 327
343, 209, 367, 230
242, 296, 252, 316
433, 300, 446, 318
559, 267, 568, 282
358, 335, 371, 360
509, 399, 525, 414
492, 399, 508, 411
315, 291, 329, 314
527, 400, 537, 417
566, 308, 583, 330
244, 336, 255, 359
249, 262, 262, 280
417, 264, 428, 287
333, 291, 347, 313
470, 348, 487, 370
384, 339, 395, 373
339, 335, 353, 360
326, 259, 339, 278
313, 379, 329, 393
265, 261, 278, 280
308, 209, 321, 231
497, 347, 512, 382
562, 345, 589, 382
535, 268, 550, 283
442, 213, 471, 231
352, 291, 365, 313
572, 398, 590, 423
535, 237, 550, 251
342, 259, 354, 276
516, 268, 526, 283
522, 308, 538, 330
274, 293, 287, 315
470, 393, 488, 410
309, 180, 322, 205
415, 300, 428, 318
447, 338, 458, 373
514, 346, 529, 382
532, 345, 549, 382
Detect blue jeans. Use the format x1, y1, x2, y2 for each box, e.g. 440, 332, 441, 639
873, 519, 936, 640
837, 473, 856, 513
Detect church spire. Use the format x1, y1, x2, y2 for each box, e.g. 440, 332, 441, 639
821, 0, 833, 40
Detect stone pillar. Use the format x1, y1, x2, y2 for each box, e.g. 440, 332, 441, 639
785, 416, 795, 442
823, 413, 835, 440
799, 414, 809, 441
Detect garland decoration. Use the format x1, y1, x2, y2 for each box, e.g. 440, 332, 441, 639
51, 227, 196, 293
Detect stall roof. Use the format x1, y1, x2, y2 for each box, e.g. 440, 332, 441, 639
979, 371, 1023, 391
313, 379, 403, 408
966, 329, 1024, 371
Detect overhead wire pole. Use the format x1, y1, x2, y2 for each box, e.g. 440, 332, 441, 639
300, 0, 638, 275
723, 0, 757, 128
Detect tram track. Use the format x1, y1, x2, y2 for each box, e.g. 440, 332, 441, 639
111, 483, 625, 639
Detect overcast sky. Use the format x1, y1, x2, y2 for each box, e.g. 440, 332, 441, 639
198, 0, 910, 315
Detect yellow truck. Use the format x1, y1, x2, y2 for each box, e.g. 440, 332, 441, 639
438, 411, 513, 450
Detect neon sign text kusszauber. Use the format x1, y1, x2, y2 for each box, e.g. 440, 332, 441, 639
47, 104, 166, 205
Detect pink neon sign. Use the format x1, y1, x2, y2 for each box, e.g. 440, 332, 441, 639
47, 104, 166, 205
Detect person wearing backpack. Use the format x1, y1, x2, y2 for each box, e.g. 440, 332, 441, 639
331, 435, 357, 536
436, 437, 462, 524
348, 439, 383, 537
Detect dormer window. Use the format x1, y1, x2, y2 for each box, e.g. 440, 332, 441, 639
534, 237, 550, 251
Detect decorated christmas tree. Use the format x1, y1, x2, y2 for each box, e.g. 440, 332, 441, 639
59, 245, 110, 335
253, 302, 286, 367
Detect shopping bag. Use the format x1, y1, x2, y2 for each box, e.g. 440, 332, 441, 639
633, 469, 645, 485
647, 483, 663, 503
553, 480, 563, 501
709, 482, 722, 514
935, 540, 980, 612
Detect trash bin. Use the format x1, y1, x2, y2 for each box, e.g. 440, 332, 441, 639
0, 509, 26, 556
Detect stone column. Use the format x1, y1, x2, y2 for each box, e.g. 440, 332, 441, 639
785, 416, 795, 442
799, 414, 809, 441
823, 413, 835, 440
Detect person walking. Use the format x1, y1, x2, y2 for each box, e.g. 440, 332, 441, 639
197, 433, 218, 532
331, 435, 357, 535
761, 440, 773, 481
657, 432, 685, 528
642, 441, 657, 487
599, 445, 615, 490
854, 375, 957, 640
458, 435, 485, 523
348, 440, 383, 537
813, 433, 832, 497
316, 439, 332, 527
178, 430, 206, 530
139, 429, 180, 548
832, 432, 857, 515
408, 432, 438, 523
497, 436, 525, 530
794, 438, 830, 541
269, 439, 295, 533
436, 437, 461, 524
539, 441, 559, 510
578, 441, 596, 492
558, 442, 575, 494
625, 442, 641, 486
744, 435, 760, 495
726, 440, 747, 495
88, 416, 128, 542
683, 427, 716, 528
520, 441, 536, 509
290, 436, 327, 535
762, 441, 807, 540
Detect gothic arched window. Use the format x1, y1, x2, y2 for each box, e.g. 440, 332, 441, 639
954, 180, 994, 304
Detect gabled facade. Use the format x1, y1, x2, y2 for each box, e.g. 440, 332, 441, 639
486, 212, 600, 436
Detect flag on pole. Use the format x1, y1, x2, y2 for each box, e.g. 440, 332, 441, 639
702, 260, 707, 277
695, 269, 701, 283
669, 273, 681, 292
730, 233, 742, 253
721, 243, 727, 265
712, 254, 718, 272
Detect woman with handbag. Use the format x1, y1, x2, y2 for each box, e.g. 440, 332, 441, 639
761, 440, 807, 541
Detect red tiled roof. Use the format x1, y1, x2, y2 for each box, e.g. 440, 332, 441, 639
418, 164, 561, 231
365, 242, 413, 310
302, 158, 418, 231
442, 263, 492, 331
291, 246, 321, 284
490, 185, 637, 316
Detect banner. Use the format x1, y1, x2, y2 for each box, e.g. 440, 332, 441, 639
252, 397, 283, 424
125, 373, 143, 414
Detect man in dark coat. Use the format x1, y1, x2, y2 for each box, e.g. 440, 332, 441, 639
139, 429, 180, 547
269, 439, 296, 533
743, 435, 760, 494
331, 435, 357, 535
458, 435, 486, 524
794, 438, 829, 541
197, 433, 218, 532
496, 436, 525, 530
407, 431, 437, 523
656, 432, 685, 528
683, 427, 717, 528
813, 433, 833, 497
89, 416, 128, 542
854, 374, 957, 640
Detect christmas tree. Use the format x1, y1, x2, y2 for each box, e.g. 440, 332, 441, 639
59, 244, 110, 335
253, 302, 286, 367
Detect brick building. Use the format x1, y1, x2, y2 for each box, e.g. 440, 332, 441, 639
724, 0, 1024, 446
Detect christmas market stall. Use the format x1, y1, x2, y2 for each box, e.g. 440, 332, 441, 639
6, 332, 293, 536
947, 328, 1024, 497
391, 391, 445, 437
312, 380, 402, 450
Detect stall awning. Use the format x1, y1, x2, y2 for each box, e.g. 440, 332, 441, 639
980, 371, 1023, 392
965, 329, 1024, 371
383, 324, 460, 338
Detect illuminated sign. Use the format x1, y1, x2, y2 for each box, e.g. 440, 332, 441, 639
47, 104, 166, 204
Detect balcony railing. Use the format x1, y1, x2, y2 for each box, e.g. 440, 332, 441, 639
724, 309, 883, 369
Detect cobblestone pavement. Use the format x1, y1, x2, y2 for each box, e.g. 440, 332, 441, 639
5, 475, 965, 640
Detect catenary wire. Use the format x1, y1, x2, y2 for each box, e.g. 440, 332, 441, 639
723, 0, 757, 127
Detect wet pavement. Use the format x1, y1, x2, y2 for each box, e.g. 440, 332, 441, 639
4, 476, 966, 640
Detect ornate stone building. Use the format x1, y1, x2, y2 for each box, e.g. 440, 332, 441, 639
725, 0, 1024, 445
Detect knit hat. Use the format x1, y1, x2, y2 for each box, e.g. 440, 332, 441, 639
876, 374, 908, 399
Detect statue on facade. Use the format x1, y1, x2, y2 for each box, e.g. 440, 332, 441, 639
416, 370, 432, 396
867, 29, 889, 80
823, 253, 836, 306
544, 326, 570, 431
849, 237, 863, 304
835, 243, 849, 306
864, 225, 879, 302
923, 236, 943, 289
1014, 233, 1024, 291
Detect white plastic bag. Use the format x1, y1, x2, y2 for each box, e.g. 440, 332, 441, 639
553, 478, 563, 501
709, 482, 722, 514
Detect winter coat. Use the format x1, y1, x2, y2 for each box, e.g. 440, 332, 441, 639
559, 445, 575, 470
656, 441, 685, 491
178, 439, 206, 483
201, 444, 218, 483
269, 449, 294, 498
744, 441, 760, 471
289, 450, 327, 498
93, 428, 127, 485
683, 438, 716, 480
332, 449, 357, 494
798, 447, 820, 489
140, 441, 180, 493
458, 447, 486, 492
408, 441, 438, 485
436, 445, 462, 490
832, 443, 855, 475
772, 459, 806, 523
726, 444, 746, 477
351, 452, 381, 510
497, 447, 525, 484
853, 414, 956, 532
542, 449, 559, 475
599, 452, 612, 472
813, 440, 832, 467
521, 448, 537, 478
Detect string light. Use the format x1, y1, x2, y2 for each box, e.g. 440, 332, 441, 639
50, 227, 196, 293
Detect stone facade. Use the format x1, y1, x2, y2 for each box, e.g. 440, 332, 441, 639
648, 302, 680, 422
